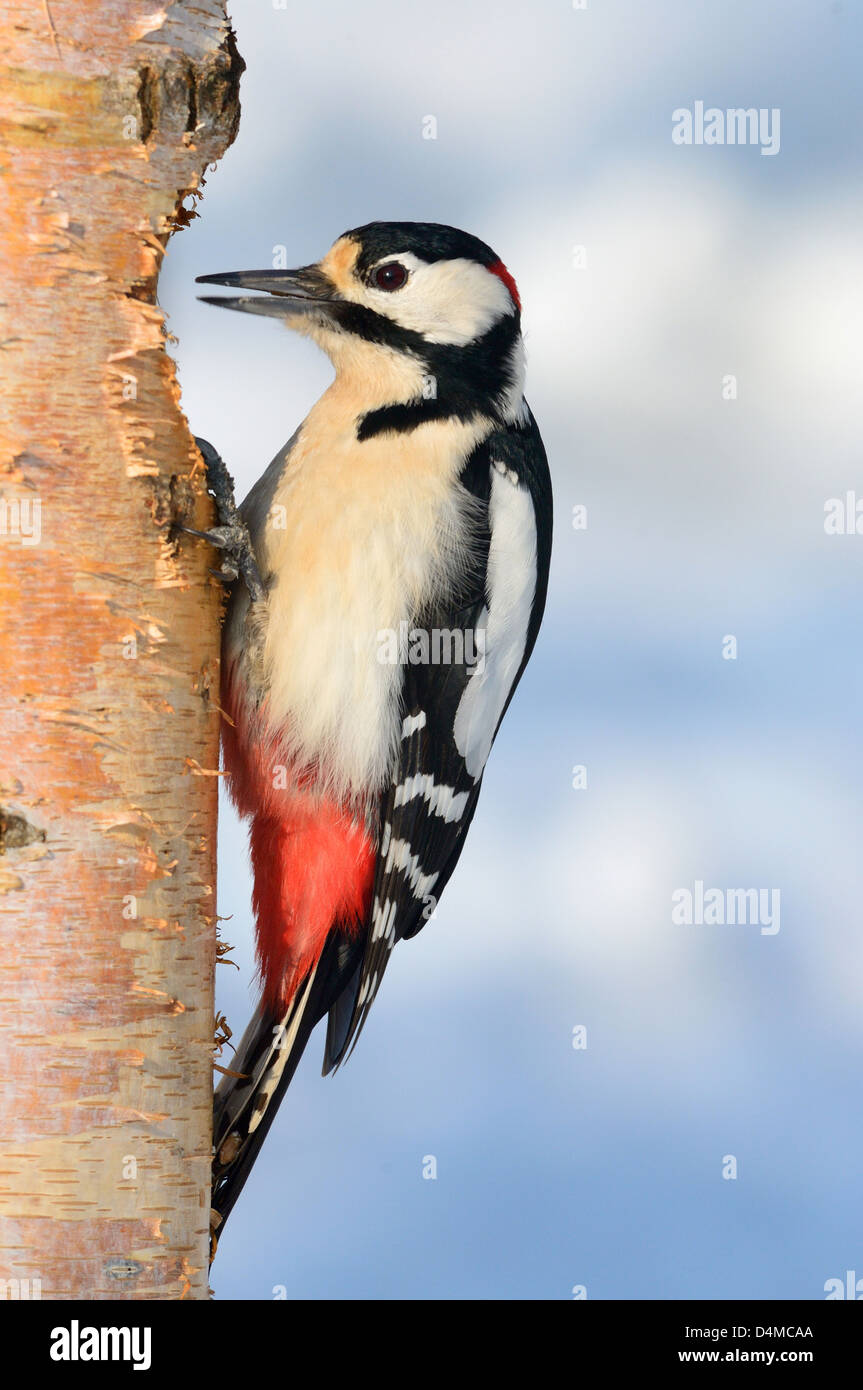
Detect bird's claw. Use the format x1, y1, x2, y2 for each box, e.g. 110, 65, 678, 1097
185, 437, 265, 602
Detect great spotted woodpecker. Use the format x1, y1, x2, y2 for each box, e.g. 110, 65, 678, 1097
194, 222, 553, 1239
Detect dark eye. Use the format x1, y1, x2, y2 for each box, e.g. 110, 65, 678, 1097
371, 261, 408, 292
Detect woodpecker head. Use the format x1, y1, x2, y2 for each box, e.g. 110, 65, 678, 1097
197, 221, 525, 431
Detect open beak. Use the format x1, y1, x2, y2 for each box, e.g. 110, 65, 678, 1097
195, 266, 336, 319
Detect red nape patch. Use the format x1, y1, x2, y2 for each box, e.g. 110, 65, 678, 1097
488, 258, 521, 311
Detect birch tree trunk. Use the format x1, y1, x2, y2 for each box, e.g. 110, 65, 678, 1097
0, 1, 242, 1300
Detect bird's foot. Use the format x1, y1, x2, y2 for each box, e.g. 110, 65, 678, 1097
182, 437, 264, 602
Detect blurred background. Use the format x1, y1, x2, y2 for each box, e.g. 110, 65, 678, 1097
160, 0, 863, 1299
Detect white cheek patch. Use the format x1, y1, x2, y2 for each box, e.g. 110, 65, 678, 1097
361, 254, 516, 346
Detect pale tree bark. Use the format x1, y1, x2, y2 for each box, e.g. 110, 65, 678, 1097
0, 2, 242, 1299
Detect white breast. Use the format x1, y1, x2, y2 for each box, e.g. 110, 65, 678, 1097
230, 387, 492, 805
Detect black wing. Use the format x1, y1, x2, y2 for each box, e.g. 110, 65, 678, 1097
324, 407, 553, 1069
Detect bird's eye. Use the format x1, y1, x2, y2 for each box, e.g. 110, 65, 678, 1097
371, 261, 408, 292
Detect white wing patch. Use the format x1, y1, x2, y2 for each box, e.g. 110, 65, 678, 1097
453, 465, 537, 780
393, 773, 470, 823
382, 835, 440, 900
370, 898, 398, 944
401, 711, 427, 739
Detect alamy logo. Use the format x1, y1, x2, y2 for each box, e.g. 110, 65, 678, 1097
50, 1320, 151, 1371
672, 880, 780, 935
377, 622, 486, 674
672, 101, 780, 156
824, 493, 863, 534
0, 1277, 41, 1299
824, 1271, 863, 1300
0, 496, 41, 546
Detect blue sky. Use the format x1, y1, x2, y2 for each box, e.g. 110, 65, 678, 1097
160, 0, 863, 1298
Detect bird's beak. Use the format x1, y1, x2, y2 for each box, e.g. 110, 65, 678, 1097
195, 265, 337, 319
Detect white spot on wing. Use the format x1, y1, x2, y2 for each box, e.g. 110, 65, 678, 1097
383, 836, 440, 900
371, 897, 397, 943
394, 773, 469, 823
401, 711, 427, 739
